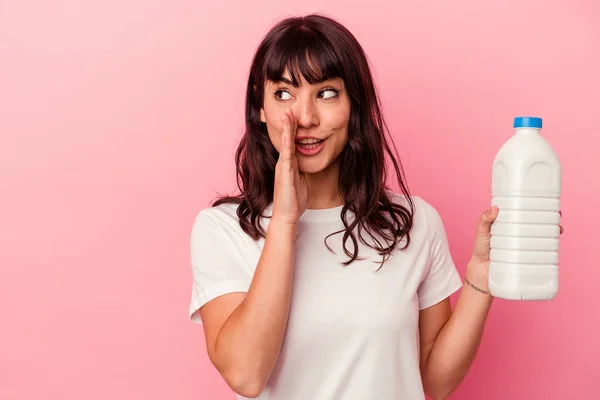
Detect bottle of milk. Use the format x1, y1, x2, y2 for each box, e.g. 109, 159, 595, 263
489, 116, 562, 300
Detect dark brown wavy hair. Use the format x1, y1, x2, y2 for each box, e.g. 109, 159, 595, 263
213, 14, 414, 268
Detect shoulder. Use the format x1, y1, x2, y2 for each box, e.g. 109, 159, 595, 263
194, 201, 240, 225
385, 190, 447, 237
191, 201, 270, 243
191, 201, 244, 239
385, 190, 443, 223
412, 196, 445, 227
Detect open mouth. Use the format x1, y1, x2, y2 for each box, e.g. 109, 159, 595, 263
295, 137, 327, 156
296, 138, 324, 149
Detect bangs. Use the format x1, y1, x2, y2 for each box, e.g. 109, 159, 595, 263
263, 28, 344, 86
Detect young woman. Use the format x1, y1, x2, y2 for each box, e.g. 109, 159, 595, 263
188, 14, 561, 400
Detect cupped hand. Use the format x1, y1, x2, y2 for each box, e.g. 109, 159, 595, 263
271, 108, 309, 225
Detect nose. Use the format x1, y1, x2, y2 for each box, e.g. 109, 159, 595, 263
293, 97, 319, 129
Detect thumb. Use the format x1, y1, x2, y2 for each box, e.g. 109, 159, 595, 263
477, 206, 499, 234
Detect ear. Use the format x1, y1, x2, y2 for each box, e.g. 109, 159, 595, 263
260, 108, 266, 123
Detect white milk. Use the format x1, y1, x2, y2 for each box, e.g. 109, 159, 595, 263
489, 116, 562, 300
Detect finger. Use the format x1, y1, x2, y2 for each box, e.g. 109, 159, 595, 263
477, 206, 499, 234
482, 206, 499, 225
290, 109, 298, 152
286, 108, 296, 156
279, 111, 292, 160
559, 211, 563, 235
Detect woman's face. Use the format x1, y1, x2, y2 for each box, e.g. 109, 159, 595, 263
260, 70, 351, 174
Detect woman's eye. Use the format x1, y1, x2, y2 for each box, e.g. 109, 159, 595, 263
320, 89, 339, 99
275, 90, 292, 100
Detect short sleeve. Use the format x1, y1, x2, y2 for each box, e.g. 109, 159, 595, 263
417, 201, 463, 310
188, 211, 253, 324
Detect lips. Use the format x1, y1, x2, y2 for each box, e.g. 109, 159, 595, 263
295, 137, 327, 156
296, 139, 323, 148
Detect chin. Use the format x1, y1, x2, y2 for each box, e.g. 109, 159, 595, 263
297, 158, 329, 174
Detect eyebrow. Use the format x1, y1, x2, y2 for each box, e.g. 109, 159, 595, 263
273, 77, 294, 85
272, 76, 335, 86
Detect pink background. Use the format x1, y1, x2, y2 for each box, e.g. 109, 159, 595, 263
1, 1, 598, 399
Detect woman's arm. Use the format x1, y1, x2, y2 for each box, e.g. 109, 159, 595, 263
199, 109, 306, 398
419, 260, 493, 400
420, 206, 563, 399
200, 220, 298, 398
419, 207, 499, 399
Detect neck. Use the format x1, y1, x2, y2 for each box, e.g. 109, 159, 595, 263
515, 128, 541, 135
304, 161, 343, 210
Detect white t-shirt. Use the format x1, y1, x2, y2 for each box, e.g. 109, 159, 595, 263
189, 194, 463, 400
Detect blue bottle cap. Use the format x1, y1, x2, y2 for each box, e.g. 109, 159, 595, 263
514, 116, 542, 128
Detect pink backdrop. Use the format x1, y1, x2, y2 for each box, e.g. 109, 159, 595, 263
1, 1, 598, 399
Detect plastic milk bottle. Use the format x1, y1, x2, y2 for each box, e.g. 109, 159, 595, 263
489, 116, 562, 300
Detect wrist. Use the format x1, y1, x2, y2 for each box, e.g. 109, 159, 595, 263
465, 258, 492, 296
464, 276, 492, 297
268, 218, 299, 235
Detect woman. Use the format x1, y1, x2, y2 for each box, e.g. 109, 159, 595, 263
188, 14, 556, 400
